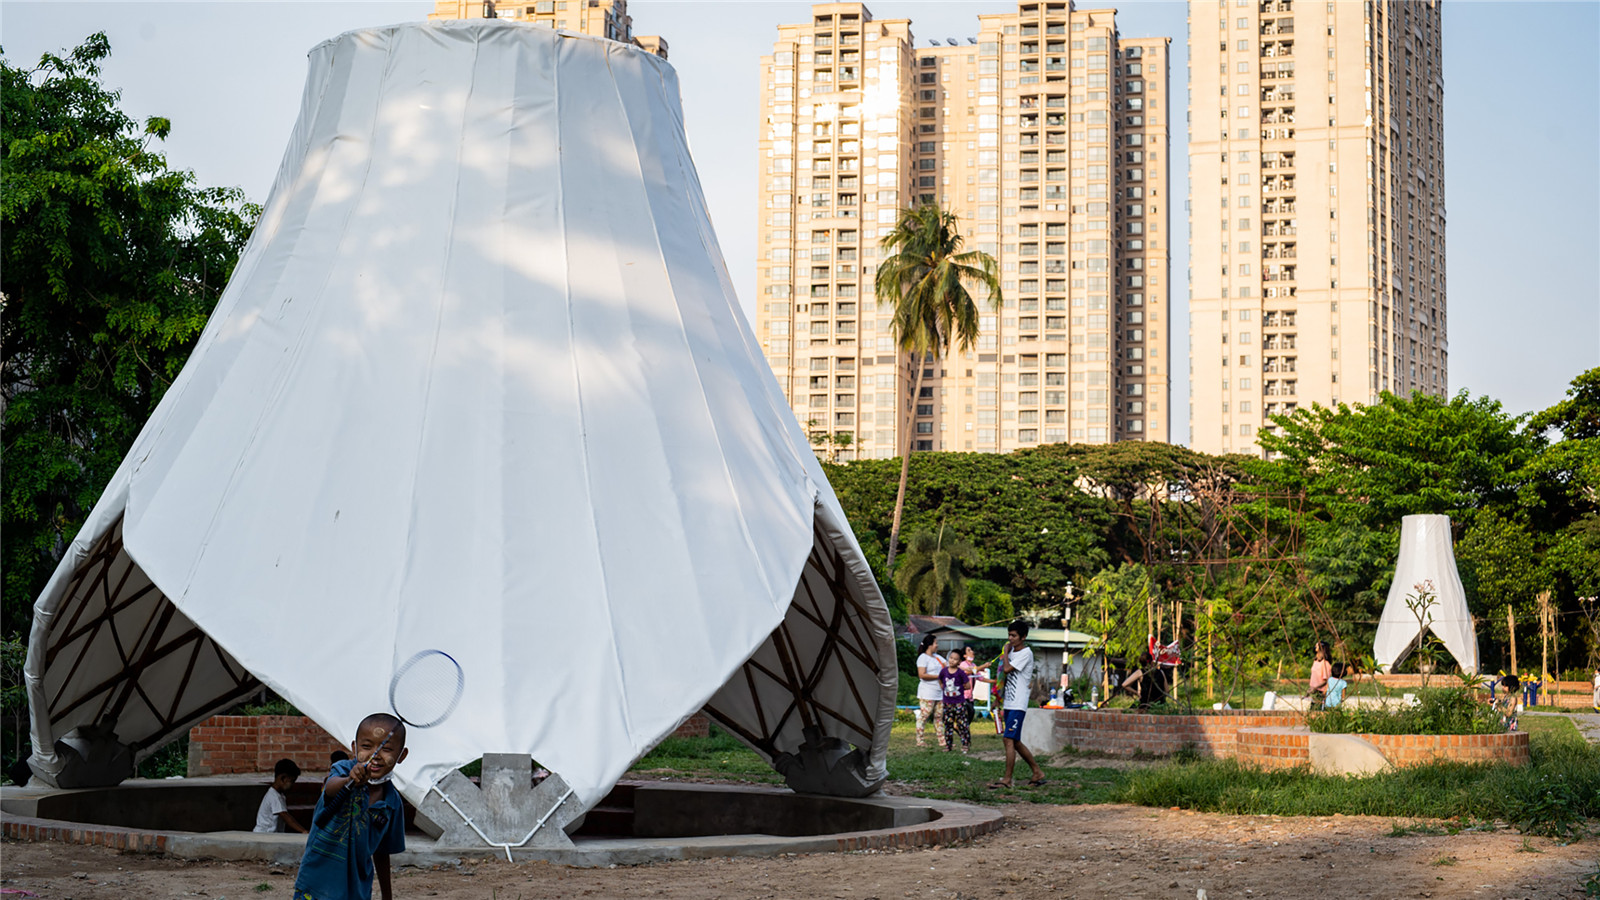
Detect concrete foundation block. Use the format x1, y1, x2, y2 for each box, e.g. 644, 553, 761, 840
416, 757, 583, 850
1020, 709, 1063, 754
1308, 733, 1391, 776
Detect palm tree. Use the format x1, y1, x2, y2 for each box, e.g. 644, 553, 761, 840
893, 522, 978, 616
875, 203, 1002, 572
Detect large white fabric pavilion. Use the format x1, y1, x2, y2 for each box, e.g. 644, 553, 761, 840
24, 21, 897, 825
1374, 514, 1479, 675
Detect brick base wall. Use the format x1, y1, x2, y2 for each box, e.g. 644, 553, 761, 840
672, 712, 710, 739
1051, 709, 1306, 758
189, 712, 716, 776
1236, 726, 1531, 769
188, 716, 346, 776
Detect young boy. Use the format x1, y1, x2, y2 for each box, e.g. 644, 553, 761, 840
254, 758, 309, 834
988, 620, 1047, 789
294, 713, 409, 900
1323, 662, 1349, 709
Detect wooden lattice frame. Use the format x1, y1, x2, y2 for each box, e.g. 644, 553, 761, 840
703, 519, 882, 759
42, 516, 260, 755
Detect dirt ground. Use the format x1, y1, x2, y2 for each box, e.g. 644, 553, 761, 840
4, 803, 1597, 900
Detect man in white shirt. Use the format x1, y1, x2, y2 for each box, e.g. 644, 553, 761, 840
989, 620, 1047, 788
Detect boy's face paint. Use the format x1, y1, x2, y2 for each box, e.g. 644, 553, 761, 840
353, 722, 409, 780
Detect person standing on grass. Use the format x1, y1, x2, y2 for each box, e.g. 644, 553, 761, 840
939, 648, 972, 753
1592, 667, 1599, 712
988, 620, 1046, 789
960, 646, 980, 724
914, 634, 944, 748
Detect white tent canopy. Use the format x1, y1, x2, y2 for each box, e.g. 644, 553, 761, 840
1374, 514, 1479, 675
25, 20, 897, 822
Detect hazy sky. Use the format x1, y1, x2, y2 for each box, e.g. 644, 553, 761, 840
4, 1, 1595, 445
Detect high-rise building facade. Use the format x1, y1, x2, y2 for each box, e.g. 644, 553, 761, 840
1186, 0, 1446, 455
430, 0, 667, 58
756, 3, 1171, 460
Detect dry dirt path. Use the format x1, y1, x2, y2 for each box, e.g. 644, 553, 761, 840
4, 803, 1596, 900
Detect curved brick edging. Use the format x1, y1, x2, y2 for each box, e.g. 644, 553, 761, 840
1052, 708, 1306, 758
1236, 726, 1531, 770
1, 778, 1002, 866
2, 815, 170, 852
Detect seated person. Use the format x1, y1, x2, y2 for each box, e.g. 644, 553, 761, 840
254, 758, 309, 834
1323, 662, 1349, 709
1495, 674, 1521, 732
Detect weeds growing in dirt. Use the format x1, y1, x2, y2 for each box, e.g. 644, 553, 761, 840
1387, 821, 1446, 837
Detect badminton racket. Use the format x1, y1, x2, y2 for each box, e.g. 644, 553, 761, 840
320, 649, 464, 820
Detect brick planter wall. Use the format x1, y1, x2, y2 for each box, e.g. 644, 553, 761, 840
1233, 727, 1312, 769
187, 716, 346, 776
1236, 726, 1531, 770
1361, 731, 1530, 766
1051, 708, 1306, 758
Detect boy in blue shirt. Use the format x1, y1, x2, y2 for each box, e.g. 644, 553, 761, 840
294, 713, 408, 900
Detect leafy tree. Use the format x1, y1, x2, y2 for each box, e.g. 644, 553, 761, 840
1255, 390, 1540, 533
1080, 562, 1158, 663
874, 203, 1001, 572
1, 35, 257, 632
822, 449, 1109, 605
963, 578, 1015, 626
1528, 366, 1600, 441
893, 522, 977, 616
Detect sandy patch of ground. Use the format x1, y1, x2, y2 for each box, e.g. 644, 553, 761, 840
4, 804, 1595, 899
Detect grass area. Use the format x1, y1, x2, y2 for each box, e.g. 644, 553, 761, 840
1521, 714, 1584, 742
1120, 716, 1600, 839
627, 710, 1599, 838
628, 716, 1136, 806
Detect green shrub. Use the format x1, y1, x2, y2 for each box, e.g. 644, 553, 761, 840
1310, 687, 1503, 736
137, 737, 188, 779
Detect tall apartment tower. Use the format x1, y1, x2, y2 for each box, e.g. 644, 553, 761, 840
756, 2, 1171, 460
1186, 0, 1446, 455
430, 0, 668, 58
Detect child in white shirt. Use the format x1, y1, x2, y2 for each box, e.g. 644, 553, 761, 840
253, 758, 308, 834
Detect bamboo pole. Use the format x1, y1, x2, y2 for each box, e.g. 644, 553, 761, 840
1538, 591, 1552, 689
1174, 600, 1184, 701
1100, 589, 1110, 701
1206, 599, 1215, 700
1507, 606, 1518, 676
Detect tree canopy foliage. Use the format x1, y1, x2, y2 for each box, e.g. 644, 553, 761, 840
2, 34, 257, 633
827, 370, 1600, 678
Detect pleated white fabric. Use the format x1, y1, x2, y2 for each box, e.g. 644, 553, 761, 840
1374, 515, 1479, 675
26, 21, 896, 811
